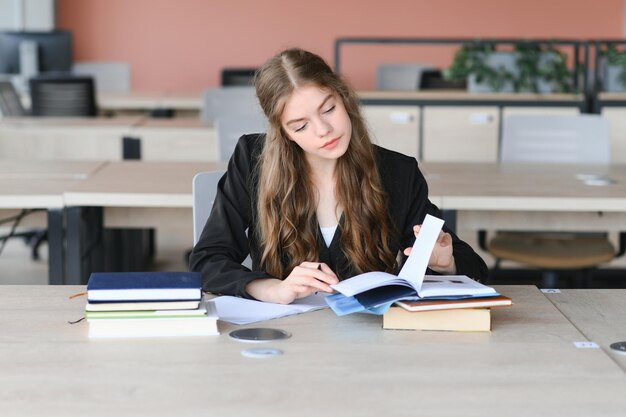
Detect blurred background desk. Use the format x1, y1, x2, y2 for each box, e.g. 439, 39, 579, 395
423, 162, 626, 285
63, 161, 224, 284
0, 116, 145, 160
0, 160, 107, 284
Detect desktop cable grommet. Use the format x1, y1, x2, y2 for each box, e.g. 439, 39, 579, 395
229, 328, 291, 342
241, 347, 284, 358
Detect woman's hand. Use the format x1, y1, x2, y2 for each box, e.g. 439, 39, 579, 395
245, 262, 339, 304
404, 225, 457, 275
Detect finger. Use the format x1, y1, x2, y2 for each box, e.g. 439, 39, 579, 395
317, 263, 339, 282
295, 263, 338, 285
300, 261, 323, 270
403, 247, 412, 256
288, 268, 334, 292
437, 232, 452, 246
412, 225, 422, 235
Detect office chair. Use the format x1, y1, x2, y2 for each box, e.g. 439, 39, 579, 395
221, 68, 257, 87
29, 76, 97, 117
216, 114, 267, 161
191, 171, 252, 268
200, 86, 267, 160
72, 61, 131, 93
0, 81, 27, 116
376, 63, 433, 91
419, 69, 467, 90
482, 114, 624, 287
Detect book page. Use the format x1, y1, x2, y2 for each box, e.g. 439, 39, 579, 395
330, 271, 411, 297
330, 214, 444, 297
397, 214, 444, 291
418, 275, 497, 298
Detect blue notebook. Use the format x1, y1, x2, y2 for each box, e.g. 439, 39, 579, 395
87, 272, 202, 302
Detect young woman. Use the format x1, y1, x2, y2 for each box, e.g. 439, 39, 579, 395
190, 48, 487, 304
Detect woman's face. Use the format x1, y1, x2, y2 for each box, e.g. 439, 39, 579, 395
280, 84, 352, 166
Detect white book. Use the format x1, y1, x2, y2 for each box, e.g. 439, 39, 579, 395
88, 300, 219, 338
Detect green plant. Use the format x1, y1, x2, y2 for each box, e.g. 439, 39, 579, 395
445, 41, 574, 93
444, 42, 514, 91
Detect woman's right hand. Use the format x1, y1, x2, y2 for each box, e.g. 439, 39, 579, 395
245, 262, 339, 304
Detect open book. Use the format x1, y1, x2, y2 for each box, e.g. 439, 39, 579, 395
326, 214, 497, 315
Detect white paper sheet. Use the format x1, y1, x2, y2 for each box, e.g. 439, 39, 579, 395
212, 293, 329, 325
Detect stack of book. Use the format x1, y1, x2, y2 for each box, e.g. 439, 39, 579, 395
383, 295, 512, 331
85, 271, 219, 338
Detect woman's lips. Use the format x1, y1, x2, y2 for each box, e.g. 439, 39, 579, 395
322, 137, 340, 149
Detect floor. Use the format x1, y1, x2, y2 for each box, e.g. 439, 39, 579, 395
0, 229, 188, 285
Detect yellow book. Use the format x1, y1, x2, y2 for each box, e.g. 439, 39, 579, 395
383, 307, 491, 332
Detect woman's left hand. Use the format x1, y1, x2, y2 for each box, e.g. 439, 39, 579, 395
404, 225, 457, 275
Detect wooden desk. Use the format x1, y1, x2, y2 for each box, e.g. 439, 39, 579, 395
128, 117, 217, 162
0, 285, 625, 417
545, 289, 626, 370
97, 91, 202, 112
63, 161, 225, 284
0, 116, 145, 161
421, 162, 626, 233
0, 161, 107, 284
60, 161, 626, 283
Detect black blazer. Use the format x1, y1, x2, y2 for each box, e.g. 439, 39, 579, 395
189, 134, 488, 298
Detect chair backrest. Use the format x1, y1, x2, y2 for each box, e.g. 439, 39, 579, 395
72, 61, 131, 93
221, 68, 257, 86
501, 114, 610, 164
200, 86, 263, 124
376, 63, 433, 91
216, 113, 267, 161
0, 80, 26, 116
192, 170, 225, 245
29, 76, 97, 117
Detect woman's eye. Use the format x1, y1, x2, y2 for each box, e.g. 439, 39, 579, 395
323, 105, 335, 114
294, 123, 307, 132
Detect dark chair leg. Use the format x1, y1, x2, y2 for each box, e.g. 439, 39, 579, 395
30, 230, 48, 261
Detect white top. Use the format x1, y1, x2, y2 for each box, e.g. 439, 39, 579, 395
320, 225, 337, 247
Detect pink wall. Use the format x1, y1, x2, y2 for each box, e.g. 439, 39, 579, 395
57, 0, 624, 92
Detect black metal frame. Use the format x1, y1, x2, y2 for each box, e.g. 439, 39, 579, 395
334, 37, 589, 111
592, 40, 626, 113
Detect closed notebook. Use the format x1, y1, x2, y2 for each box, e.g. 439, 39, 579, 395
87, 301, 219, 338
383, 307, 491, 332
87, 271, 202, 302
394, 295, 512, 312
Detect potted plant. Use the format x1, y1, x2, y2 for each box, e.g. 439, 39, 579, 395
445, 41, 574, 93
600, 45, 626, 92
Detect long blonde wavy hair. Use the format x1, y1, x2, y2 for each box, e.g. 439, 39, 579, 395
254, 48, 397, 279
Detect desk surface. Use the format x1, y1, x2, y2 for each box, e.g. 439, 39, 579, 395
61, 161, 626, 212
0, 115, 145, 129
63, 161, 224, 208
422, 162, 626, 211
94, 91, 586, 112
0, 161, 106, 209
0, 285, 625, 417
545, 289, 626, 370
